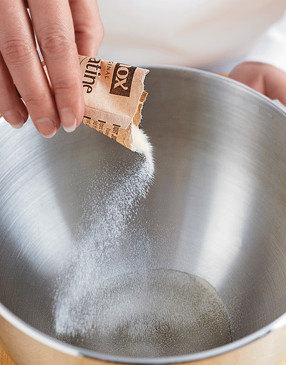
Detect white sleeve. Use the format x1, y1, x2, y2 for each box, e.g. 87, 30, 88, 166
244, 11, 286, 73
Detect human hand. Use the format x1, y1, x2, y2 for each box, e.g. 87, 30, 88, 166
0, 0, 103, 137
229, 62, 286, 106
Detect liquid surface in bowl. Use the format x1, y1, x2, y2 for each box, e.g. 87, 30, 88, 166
57, 269, 232, 357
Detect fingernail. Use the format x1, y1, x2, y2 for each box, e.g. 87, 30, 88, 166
60, 108, 77, 133
34, 118, 57, 138
3, 110, 24, 129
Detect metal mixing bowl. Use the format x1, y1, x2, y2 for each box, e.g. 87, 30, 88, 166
1, 66, 286, 365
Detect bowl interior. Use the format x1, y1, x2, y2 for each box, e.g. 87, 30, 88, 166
1, 67, 286, 358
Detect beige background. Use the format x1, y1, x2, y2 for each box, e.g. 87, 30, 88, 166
1, 344, 286, 365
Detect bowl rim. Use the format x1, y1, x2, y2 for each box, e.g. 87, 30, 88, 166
1, 64, 286, 364
2, 293, 286, 364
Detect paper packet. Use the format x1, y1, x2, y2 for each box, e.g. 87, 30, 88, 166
79, 56, 149, 149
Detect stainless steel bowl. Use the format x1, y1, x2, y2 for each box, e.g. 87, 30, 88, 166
1, 66, 286, 365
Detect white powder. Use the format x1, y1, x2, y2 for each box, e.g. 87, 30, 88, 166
53, 128, 232, 357
54, 127, 155, 338
55, 269, 231, 357
131, 124, 153, 164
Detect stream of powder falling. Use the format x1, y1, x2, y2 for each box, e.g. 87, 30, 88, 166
54, 127, 154, 336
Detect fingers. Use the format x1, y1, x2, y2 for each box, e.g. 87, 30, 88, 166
0, 53, 28, 129
0, 0, 99, 137
28, 0, 84, 131
264, 65, 286, 106
229, 62, 286, 106
0, 0, 60, 138
69, 0, 104, 56
229, 62, 265, 94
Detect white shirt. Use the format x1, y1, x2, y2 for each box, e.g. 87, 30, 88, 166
97, 0, 286, 73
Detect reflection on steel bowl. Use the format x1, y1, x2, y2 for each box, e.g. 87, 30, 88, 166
1, 66, 286, 365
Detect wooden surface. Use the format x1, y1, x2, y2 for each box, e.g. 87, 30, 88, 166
0, 346, 15, 365
1, 344, 286, 365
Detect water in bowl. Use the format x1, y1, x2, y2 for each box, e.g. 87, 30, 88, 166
57, 269, 232, 357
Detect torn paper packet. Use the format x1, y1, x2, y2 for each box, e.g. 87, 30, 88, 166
79, 56, 149, 150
